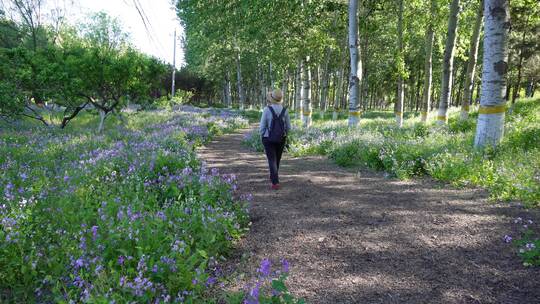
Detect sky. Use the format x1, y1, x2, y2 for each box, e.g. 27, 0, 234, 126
50, 0, 185, 66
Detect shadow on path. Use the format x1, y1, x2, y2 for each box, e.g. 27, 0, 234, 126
198, 128, 540, 304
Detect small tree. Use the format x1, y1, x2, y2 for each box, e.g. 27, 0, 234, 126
77, 12, 135, 132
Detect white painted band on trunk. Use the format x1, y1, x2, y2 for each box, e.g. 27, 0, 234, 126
474, 112, 505, 147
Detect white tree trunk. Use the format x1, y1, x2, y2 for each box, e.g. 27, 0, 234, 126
302, 57, 312, 127
97, 109, 107, 133
421, 0, 436, 123
461, 0, 483, 120
437, 0, 460, 124
474, 0, 510, 148
282, 69, 289, 107
236, 52, 245, 110
296, 60, 303, 121
320, 58, 330, 117
334, 64, 345, 120
269, 62, 274, 88
348, 0, 361, 127
225, 70, 232, 108
395, 0, 404, 127
259, 66, 266, 108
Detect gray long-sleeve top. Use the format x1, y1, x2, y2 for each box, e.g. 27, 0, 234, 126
259, 104, 292, 137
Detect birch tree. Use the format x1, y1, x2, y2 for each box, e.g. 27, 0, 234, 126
302, 57, 312, 127
334, 64, 345, 120
437, 0, 460, 124
421, 0, 436, 123
295, 61, 302, 120
348, 0, 361, 127
235, 51, 245, 110
320, 51, 331, 117
461, 0, 484, 120
225, 70, 232, 107
395, 0, 405, 127
474, 0, 510, 148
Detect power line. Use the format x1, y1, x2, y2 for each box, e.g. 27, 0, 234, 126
129, 0, 168, 59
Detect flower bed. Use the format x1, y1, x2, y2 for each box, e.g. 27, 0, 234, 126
0, 108, 250, 302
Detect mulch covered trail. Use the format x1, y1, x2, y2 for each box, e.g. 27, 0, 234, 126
198, 127, 540, 304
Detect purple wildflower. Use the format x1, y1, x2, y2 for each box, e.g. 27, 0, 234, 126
245, 282, 261, 304
281, 258, 290, 273
74, 258, 85, 269
156, 211, 167, 221
206, 276, 217, 286
258, 259, 271, 277
91, 226, 98, 241
73, 276, 84, 288
503, 235, 512, 243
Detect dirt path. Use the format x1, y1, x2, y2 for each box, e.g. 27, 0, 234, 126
198, 127, 540, 304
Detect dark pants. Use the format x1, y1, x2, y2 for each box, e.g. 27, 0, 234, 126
262, 137, 285, 185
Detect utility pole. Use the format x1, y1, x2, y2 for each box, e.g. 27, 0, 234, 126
171, 29, 176, 98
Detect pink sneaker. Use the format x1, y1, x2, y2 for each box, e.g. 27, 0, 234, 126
271, 184, 280, 190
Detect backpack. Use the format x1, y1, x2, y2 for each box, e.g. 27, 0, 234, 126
267, 106, 287, 144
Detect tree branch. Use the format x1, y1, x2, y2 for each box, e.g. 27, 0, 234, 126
60, 101, 89, 129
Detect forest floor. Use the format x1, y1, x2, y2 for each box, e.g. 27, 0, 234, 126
198, 126, 540, 304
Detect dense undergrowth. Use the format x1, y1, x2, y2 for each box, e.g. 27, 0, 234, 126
0, 107, 253, 302
244, 98, 540, 207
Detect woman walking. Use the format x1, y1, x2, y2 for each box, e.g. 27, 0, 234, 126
260, 88, 292, 190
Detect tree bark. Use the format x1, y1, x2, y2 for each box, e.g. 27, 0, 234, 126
269, 62, 274, 88
320, 50, 331, 117
235, 52, 245, 110
474, 0, 510, 148
61, 102, 89, 129
225, 70, 232, 108
282, 69, 289, 107
421, 0, 436, 123
511, 16, 529, 110
260, 65, 266, 108
461, 0, 483, 120
395, 0, 405, 127
437, 0, 460, 124
302, 57, 312, 127
348, 0, 361, 127
526, 78, 535, 97
296, 59, 303, 120
97, 109, 107, 133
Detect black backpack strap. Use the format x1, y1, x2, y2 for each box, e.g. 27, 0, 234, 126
267, 106, 278, 119
278, 106, 288, 119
